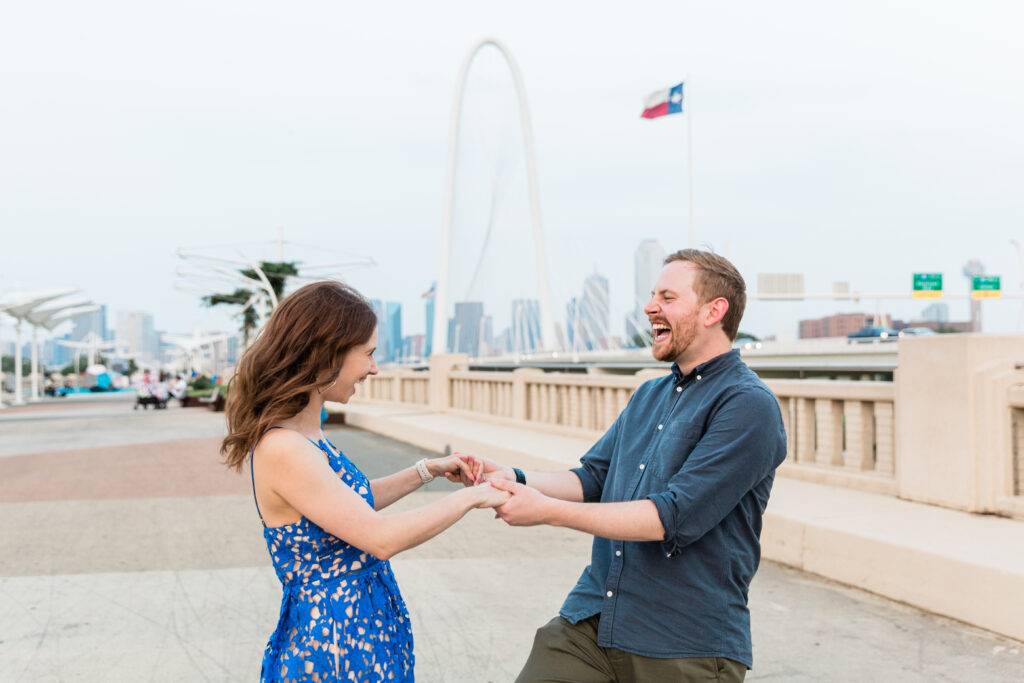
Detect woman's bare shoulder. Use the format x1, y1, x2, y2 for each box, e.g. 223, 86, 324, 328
254, 428, 319, 467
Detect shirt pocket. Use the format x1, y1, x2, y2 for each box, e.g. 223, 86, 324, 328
651, 420, 704, 478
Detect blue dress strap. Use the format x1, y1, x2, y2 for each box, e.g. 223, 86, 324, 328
250, 426, 284, 528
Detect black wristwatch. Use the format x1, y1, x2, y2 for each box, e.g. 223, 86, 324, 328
512, 467, 526, 485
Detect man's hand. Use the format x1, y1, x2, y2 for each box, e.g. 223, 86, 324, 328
443, 453, 514, 486
488, 478, 559, 526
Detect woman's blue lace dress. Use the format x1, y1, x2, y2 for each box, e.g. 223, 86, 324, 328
251, 430, 414, 682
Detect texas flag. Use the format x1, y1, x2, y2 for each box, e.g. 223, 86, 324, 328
641, 82, 684, 119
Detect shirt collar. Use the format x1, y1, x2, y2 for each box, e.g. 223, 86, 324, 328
671, 348, 741, 384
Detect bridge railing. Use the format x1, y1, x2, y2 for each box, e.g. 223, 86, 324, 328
765, 379, 896, 495
349, 337, 1024, 518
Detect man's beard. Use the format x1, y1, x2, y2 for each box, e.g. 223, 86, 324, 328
651, 314, 698, 363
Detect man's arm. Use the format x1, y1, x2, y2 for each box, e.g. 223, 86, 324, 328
452, 395, 633, 502
646, 386, 787, 554
489, 479, 665, 541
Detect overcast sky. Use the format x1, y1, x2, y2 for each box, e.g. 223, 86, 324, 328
2, 1, 1023, 345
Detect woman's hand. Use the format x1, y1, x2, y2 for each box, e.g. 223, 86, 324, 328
429, 454, 483, 485
468, 481, 512, 509
444, 453, 514, 486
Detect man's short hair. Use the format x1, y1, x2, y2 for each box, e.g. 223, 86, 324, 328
664, 249, 746, 341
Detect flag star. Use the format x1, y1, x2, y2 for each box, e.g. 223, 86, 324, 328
670, 92, 682, 103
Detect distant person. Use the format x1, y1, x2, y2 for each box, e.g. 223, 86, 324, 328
221, 280, 506, 682
465, 250, 787, 682
169, 375, 187, 401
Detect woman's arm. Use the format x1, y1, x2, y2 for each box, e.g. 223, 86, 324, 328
259, 431, 505, 560
368, 455, 481, 510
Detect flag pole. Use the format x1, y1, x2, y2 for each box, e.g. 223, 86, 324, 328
685, 75, 694, 248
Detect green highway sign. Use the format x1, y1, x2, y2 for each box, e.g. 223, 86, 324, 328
972, 275, 1001, 299
912, 273, 943, 299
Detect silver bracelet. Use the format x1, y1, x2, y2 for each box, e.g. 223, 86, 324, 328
415, 458, 434, 484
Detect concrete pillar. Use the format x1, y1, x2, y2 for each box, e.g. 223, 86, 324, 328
512, 368, 541, 423
895, 335, 1024, 511
428, 354, 468, 413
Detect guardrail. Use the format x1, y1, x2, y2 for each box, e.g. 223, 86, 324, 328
349, 338, 1024, 517
765, 379, 896, 495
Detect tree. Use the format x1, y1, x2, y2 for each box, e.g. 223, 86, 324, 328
202, 261, 298, 343
59, 354, 108, 376
735, 331, 760, 342
1, 356, 31, 376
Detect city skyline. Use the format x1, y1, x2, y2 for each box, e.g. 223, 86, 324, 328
2, 2, 1023, 344
3, 237, 1020, 369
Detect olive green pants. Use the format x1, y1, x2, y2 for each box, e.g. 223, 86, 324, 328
516, 616, 747, 683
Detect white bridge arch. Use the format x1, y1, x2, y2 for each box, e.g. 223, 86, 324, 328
433, 38, 557, 355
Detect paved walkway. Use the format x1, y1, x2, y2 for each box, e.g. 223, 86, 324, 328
0, 398, 1021, 681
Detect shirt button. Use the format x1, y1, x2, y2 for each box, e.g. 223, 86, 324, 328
615, 550, 622, 557
639, 464, 645, 471
696, 374, 702, 380
657, 424, 663, 430
606, 591, 614, 597
676, 386, 682, 393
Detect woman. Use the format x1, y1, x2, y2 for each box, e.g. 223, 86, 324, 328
222, 281, 508, 682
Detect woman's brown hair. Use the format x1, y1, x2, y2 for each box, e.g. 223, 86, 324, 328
221, 280, 377, 471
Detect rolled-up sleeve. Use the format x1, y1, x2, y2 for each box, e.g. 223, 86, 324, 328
647, 386, 785, 555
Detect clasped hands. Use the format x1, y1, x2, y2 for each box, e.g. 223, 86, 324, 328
431, 452, 553, 526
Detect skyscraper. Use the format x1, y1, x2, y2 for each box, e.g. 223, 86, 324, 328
370, 300, 402, 362
635, 239, 666, 309
631, 239, 665, 336
370, 300, 387, 360
567, 274, 611, 351
71, 305, 107, 343
423, 283, 436, 357
581, 273, 611, 350
449, 302, 484, 357
116, 310, 157, 362
385, 302, 402, 362
510, 299, 542, 354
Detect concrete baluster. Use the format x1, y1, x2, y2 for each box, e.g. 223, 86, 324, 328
814, 398, 844, 466
874, 402, 895, 476
795, 398, 816, 464
776, 396, 794, 462
580, 385, 592, 431
844, 400, 875, 470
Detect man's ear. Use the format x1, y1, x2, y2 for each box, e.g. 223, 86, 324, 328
703, 298, 729, 329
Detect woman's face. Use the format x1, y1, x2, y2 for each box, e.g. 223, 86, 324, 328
325, 328, 378, 404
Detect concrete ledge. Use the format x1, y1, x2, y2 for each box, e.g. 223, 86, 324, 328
331, 401, 1024, 642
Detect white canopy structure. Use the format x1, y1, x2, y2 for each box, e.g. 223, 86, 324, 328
57, 331, 117, 374
25, 302, 99, 400
162, 329, 233, 376
0, 287, 82, 405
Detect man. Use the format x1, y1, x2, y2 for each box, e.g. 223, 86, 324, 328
484, 249, 787, 682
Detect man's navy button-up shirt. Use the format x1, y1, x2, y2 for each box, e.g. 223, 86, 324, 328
562, 349, 786, 668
